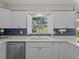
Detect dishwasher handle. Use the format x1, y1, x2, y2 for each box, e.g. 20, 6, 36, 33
7, 42, 25, 45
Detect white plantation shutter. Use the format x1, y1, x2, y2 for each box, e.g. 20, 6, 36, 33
27, 15, 32, 34
47, 14, 53, 34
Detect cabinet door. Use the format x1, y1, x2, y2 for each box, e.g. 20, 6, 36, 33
53, 11, 75, 28
40, 47, 52, 59
0, 8, 11, 28
26, 42, 58, 59
0, 43, 6, 59
40, 45, 58, 59
52, 42, 59, 59
26, 46, 39, 59
59, 42, 75, 59
74, 46, 79, 59
12, 11, 26, 28
40, 42, 58, 59
75, 1, 79, 12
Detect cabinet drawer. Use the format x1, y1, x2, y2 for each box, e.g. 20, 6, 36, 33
27, 42, 53, 47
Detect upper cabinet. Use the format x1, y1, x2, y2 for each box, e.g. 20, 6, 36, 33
75, 1, 79, 12
53, 11, 76, 28
0, 10, 76, 29
12, 11, 26, 28
0, 8, 11, 28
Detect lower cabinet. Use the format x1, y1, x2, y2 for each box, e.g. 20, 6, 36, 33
0, 41, 77, 59
0, 43, 6, 59
26, 41, 76, 59
26, 46, 39, 59
40, 47, 52, 59
59, 42, 75, 59
74, 45, 79, 59
26, 42, 58, 59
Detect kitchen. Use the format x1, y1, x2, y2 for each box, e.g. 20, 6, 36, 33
0, 0, 79, 59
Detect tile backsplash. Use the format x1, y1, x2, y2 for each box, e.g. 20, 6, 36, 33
0, 28, 76, 36
53, 28, 76, 36
4, 28, 27, 36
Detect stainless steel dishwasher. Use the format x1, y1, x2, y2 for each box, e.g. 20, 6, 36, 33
6, 42, 26, 59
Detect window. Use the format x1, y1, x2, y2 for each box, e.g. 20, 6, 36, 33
32, 15, 48, 34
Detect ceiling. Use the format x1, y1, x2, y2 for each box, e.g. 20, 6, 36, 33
0, 0, 75, 5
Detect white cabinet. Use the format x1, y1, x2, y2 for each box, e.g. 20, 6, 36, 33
26, 47, 39, 59
26, 46, 53, 59
59, 42, 75, 59
0, 42, 6, 59
53, 11, 75, 28
12, 11, 26, 28
26, 42, 56, 59
0, 8, 11, 28
40, 47, 52, 59
26, 42, 76, 59
74, 46, 79, 59
51, 42, 59, 59
75, 1, 79, 12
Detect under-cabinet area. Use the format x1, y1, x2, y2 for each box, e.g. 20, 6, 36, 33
0, 41, 79, 59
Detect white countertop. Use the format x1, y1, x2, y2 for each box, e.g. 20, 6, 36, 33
0, 36, 78, 47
